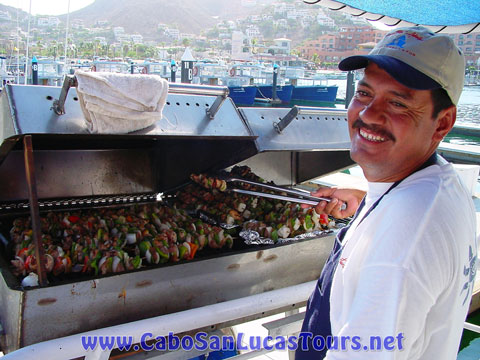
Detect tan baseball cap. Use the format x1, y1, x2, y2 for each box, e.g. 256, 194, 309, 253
339, 26, 465, 105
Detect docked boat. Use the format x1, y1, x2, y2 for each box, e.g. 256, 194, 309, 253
91, 59, 130, 73
255, 84, 294, 105
0, 56, 15, 90
193, 61, 260, 106
6, 57, 65, 86
283, 66, 339, 107
290, 85, 339, 106
137, 60, 171, 79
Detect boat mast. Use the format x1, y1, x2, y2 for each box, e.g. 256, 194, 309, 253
16, 1, 20, 84
24, 0, 32, 85
63, 0, 71, 76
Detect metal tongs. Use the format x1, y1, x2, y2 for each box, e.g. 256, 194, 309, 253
225, 177, 347, 210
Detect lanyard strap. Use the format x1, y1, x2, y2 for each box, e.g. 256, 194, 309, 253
339, 152, 438, 242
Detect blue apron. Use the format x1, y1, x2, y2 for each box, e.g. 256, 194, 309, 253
295, 153, 437, 359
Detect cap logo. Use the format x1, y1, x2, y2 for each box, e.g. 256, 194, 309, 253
386, 35, 406, 49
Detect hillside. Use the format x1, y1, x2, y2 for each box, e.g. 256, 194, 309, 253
62, 0, 262, 35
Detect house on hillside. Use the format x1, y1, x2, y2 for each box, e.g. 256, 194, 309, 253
0, 11, 11, 21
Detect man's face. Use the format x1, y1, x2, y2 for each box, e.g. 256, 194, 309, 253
348, 62, 445, 182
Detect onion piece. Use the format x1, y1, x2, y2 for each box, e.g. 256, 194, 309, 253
22, 272, 39, 287
126, 233, 136, 244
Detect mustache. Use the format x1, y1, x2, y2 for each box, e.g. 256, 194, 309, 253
352, 119, 395, 141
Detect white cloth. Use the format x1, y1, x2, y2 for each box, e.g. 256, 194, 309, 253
328, 157, 477, 360
75, 70, 169, 134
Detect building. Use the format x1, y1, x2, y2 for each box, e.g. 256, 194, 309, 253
95, 20, 108, 27
94, 37, 107, 45
274, 19, 288, 28
241, 0, 257, 7
286, 10, 298, 20
245, 25, 261, 39
269, 38, 291, 55
131, 34, 143, 44
298, 34, 338, 59
337, 26, 385, 51
37, 17, 60, 27
0, 11, 11, 21
449, 33, 480, 65
71, 19, 84, 30
317, 11, 335, 27
296, 27, 386, 64
165, 28, 180, 40
231, 31, 252, 61
180, 33, 196, 40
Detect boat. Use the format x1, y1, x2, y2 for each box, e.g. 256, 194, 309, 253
283, 66, 339, 107
0, 56, 15, 91
6, 57, 65, 86
193, 61, 260, 106
255, 84, 294, 104
290, 85, 339, 106
91, 59, 130, 73
138, 60, 171, 79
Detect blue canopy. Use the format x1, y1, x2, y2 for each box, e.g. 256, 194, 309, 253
304, 0, 480, 33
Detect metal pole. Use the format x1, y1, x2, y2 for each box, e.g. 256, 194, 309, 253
170, 60, 177, 83
272, 64, 279, 100
23, 135, 47, 287
31, 56, 38, 85
63, 0, 71, 76
345, 70, 355, 108
15, 3, 19, 84
24, 0, 32, 85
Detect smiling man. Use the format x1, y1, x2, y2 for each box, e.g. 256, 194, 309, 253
296, 27, 477, 359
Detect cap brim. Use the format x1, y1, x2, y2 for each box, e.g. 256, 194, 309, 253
339, 55, 441, 90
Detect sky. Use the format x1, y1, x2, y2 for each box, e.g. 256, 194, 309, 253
0, 0, 95, 15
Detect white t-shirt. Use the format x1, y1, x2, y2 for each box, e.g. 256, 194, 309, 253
327, 158, 477, 359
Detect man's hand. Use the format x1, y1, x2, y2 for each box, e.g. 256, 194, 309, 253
305, 187, 366, 219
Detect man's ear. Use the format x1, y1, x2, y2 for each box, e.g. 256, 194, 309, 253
433, 105, 456, 142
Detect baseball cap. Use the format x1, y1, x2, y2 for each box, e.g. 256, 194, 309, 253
339, 26, 465, 105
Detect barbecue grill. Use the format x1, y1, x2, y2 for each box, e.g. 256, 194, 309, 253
0, 79, 352, 354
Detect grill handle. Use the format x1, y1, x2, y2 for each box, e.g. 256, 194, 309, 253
273, 106, 345, 134
169, 83, 229, 120
52, 75, 77, 115
52, 77, 229, 119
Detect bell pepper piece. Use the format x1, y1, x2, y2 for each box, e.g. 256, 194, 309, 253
179, 245, 188, 259
138, 240, 151, 256
68, 215, 80, 224
320, 213, 329, 226
187, 243, 198, 260
91, 258, 99, 276
305, 215, 313, 230
132, 255, 142, 269
271, 229, 279, 242
81, 256, 89, 273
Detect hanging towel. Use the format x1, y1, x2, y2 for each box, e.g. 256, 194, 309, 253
75, 70, 169, 134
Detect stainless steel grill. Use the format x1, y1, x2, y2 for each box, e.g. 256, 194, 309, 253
0, 80, 352, 354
